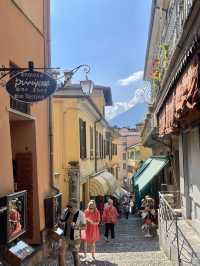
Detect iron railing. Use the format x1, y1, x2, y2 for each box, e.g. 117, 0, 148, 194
162, 0, 194, 58
159, 192, 200, 265
151, 0, 195, 98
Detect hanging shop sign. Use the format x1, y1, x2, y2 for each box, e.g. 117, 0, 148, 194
6, 70, 57, 103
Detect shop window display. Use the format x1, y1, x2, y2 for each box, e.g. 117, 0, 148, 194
0, 191, 27, 244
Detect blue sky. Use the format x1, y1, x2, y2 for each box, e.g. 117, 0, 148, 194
51, 0, 151, 118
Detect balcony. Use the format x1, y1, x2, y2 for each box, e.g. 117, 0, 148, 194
150, 0, 195, 98
141, 105, 158, 147
162, 0, 194, 59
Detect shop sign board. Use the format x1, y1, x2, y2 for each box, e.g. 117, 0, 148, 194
6, 70, 57, 103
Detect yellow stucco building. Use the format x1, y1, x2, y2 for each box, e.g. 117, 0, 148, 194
126, 143, 152, 190
52, 82, 119, 208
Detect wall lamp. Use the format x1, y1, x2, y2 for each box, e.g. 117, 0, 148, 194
53, 64, 94, 96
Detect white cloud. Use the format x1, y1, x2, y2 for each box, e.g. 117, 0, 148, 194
118, 71, 144, 86
105, 81, 151, 120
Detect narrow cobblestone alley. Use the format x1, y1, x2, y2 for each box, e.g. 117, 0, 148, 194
36, 216, 173, 266
80, 215, 172, 266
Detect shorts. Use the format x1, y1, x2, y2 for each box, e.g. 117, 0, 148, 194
65, 239, 81, 252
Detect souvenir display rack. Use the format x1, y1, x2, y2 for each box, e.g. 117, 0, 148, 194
0, 191, 34, 265
44, 193, 63, 241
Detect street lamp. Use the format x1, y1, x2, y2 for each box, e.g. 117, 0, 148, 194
54, 64, 94, 96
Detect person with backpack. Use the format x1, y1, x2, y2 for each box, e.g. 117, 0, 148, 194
102, 198, 119, 242
60, 198, 86, 266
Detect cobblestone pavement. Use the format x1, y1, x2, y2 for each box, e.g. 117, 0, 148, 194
80, 216, 173, 266
33, 216, 173, 266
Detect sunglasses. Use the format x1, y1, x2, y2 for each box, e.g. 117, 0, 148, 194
67, 205, 72, 209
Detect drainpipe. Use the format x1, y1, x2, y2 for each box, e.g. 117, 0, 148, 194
94, 117, 102, 173
49, 97, 59, 194
45, 0, 59, 194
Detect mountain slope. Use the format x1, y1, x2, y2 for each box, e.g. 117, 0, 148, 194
109, 103, 147, 127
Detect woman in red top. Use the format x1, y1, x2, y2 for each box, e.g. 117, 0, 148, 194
102, 199, 119, 242
84, 200, 100, 259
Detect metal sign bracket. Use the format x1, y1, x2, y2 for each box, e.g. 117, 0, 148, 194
0, 61, 59, 81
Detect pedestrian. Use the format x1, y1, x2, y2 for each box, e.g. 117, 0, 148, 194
60, 198, 86, 266
96, 196, 104, 223
84, 200, 100, 260
124, 202, 130, 219
102, 198, 119, 242
129, 197, 134, 214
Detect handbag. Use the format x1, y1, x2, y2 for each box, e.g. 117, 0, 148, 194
81, 229, 86, 240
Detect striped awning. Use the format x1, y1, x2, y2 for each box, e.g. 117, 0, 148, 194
89, 171, 117, 197
134, 156, 169, 192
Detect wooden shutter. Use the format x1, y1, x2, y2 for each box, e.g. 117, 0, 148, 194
79, 119, 87, 159
104, 140, 106, 159
79, 119, 83, 159
83, 121, 87, 158
99, 134, 101, 159
95, 131, 98, 157
90, 127, 94, 158
101, 135, 103, 159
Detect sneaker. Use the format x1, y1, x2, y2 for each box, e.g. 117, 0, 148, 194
104, 236, 109, 242
144, 233, 153, 238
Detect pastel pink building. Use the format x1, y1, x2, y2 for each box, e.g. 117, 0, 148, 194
116, 126, 141, 190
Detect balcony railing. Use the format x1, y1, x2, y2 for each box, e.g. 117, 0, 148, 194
141, 112, 156, 144
151, 0, 195, 98
159, 192, 200, 266
161, 0, 194, 60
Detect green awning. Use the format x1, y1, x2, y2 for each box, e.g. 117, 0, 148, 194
134, 156, 169, 192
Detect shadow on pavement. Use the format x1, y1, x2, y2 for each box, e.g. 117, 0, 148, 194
80, 259, 118, 266
94, 216, 160, 253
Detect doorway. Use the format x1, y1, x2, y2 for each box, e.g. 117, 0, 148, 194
9, 111, 40, 243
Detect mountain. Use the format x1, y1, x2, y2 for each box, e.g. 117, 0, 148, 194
109, 103, 147, 128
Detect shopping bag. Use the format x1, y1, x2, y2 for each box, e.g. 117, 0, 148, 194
81, 229, 86, 240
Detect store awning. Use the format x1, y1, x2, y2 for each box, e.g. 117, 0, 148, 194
134, 156, 169, 192
89, 171, 117, 197
100, 171, 117, 193
113, 185, 129, 199
90, 175, 109, 197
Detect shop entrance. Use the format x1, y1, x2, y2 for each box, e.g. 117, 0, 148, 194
9, 110, 39, 243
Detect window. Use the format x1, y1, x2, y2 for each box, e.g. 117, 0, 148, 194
123, 153, 126, 160
103, 140, 106, 159
134, 151, 141, 161
109, 140, 112, 160
99, 133, 102, 159
123, 163, 126, 169
115, 144, 118, 155
116, 167, 119, 179
79, 119, 87, 159
127, 166, 133, 173
10, 62, 30, 114
90, 127, 94, 158
106, 140, 110, 156
95, 131, 99, 157
111, 168, 114, 175
112, 143, 115, 156
101, 135, 104, 159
